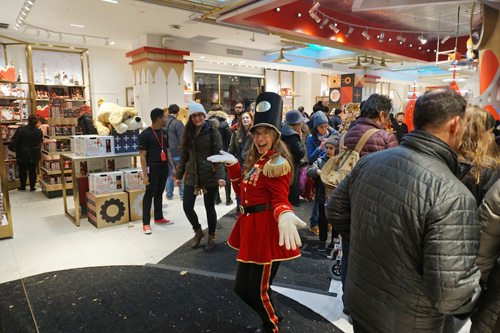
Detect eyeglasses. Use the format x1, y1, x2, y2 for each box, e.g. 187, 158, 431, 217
252, 130, 272, 139
191, 113, 205, 119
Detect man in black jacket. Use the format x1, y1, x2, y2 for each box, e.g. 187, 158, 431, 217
392, 111, 409, 143
326, 89, 481, 332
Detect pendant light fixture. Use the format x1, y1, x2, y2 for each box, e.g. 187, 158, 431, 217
272, 48, 291, 63
349, 57, 367, 69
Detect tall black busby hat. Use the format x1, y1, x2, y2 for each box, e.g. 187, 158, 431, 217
251, 92, 283, 135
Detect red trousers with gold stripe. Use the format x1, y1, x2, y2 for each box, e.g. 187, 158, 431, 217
234, 261, 281, 332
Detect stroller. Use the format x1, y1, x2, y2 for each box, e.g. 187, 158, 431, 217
327, 235, 342, 280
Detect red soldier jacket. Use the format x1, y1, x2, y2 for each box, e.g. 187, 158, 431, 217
227, 150, 301, 264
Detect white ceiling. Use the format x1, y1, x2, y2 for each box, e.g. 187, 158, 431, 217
0, 0, 282, 50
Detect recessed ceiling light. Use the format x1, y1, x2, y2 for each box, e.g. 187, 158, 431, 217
199, 56, 205, 59
102, 0, 118, 3
24, 6, 30, 11
109, 41, 115, 45
27, 0, 34, 4
297, 13, 301, 18
20, 11, 27, 16
70, 24, 85, 28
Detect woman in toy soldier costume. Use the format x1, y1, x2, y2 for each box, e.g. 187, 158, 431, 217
208, 92, 306, 333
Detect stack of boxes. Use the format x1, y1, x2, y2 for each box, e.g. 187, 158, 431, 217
72, 130, 146, 229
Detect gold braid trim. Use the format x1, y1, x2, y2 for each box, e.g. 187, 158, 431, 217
193, 187, 208, 195
263, 156, 290, 178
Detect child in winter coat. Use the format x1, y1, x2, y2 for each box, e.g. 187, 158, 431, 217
307, 134, 340, 251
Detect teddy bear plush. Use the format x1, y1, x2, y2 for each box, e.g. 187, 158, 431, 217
95, 98, 146, 136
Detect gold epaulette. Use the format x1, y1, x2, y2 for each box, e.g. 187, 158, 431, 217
263, 156, 291, 178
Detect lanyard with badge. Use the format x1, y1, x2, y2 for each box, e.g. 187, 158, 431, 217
151, 126, 166, 161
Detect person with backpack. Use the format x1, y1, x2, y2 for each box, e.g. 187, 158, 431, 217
306, 111, 336, 235
208, 105, 234, 206
329, 93, 398, 316
307, 133, 340, 251
326, 90, 480, 332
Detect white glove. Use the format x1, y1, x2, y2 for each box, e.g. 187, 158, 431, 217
278, 212, 307, 250
207, 150, 237, 165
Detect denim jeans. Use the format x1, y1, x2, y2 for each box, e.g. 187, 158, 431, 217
309, 200, 319, 227
166, 157, 184, 199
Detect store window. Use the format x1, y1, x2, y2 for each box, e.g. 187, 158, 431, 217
194, 73, 264, 115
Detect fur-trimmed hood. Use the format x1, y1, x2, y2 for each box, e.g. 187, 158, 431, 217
207, 110, 229, 120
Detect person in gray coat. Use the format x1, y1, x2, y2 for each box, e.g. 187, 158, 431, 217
326, 89, 481, 333
471, 177, 500, 332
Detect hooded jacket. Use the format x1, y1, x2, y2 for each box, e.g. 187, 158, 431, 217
176, 119, 225, 191
77, 112, 97, 135
281, 124, 306, 206
326, 130, 481, 332
207, 110, 232, 151
162, 114, 184, 159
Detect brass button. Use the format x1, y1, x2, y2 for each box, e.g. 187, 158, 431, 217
245, 200, 248, 204
244, 187, 247, 192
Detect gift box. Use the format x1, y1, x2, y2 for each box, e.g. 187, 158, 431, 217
127, 189, 153, 222
73, 135, 115, 157
88, 171, 123, 194
86, 191, 129, 228
122, 168, 145, 191
77, 159, 105, 177
111, 129, 139, 154
105, 157, 132, 172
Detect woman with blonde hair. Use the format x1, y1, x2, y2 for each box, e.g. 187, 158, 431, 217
457, 105, 500, 205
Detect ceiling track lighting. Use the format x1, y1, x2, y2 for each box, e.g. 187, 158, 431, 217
345, 26, 354, 37
46, 31, 51, 39
396, 34, 406, 43
379, 31, 385, 42
309, 11, 321, 23
308, 2, 321, 23
362, 30, 371, 40
319, 18, 329, 29
105, 38, 110, 46
82, 36, 86, 44
418, 34, 427, 44
59, 33, 62, 41
441, 35, 451, 44
329, 23, 339, 34
36, 28, 40, 36
309, 2, 320, 13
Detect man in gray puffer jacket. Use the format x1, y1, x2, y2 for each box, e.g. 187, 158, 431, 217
326, 89, 481, 332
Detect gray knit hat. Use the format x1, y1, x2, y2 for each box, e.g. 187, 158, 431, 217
325, 132, 340, 147
188, 101, 207, 118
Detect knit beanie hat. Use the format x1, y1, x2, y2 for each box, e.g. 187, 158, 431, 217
312, 111, 328, 128
188, 101, 206, 118
325, 132, 340, 147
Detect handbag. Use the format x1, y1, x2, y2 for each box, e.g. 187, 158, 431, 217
301, 176, 315, 202
299, 166, 307, 196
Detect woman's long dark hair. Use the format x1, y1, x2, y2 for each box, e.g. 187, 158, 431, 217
237, 111, 254, 144
180, 116, 205, 151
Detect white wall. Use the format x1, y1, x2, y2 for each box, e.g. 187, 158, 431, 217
87, 46, 133, 115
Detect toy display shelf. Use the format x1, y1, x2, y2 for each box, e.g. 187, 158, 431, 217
0, 97, 30, 100
0, 80, 30, 85
40, 180, 73, 199
35, 84, 88, 88
41, 167, 72, 175
44, 135, 72, 139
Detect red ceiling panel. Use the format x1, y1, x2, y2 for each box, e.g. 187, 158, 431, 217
221, 1, 467, 62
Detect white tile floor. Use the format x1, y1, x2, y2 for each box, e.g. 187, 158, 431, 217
0, 186, 472, 333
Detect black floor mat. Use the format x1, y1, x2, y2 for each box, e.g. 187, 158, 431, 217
157, 199, 336, 293
1, 266, 340, 333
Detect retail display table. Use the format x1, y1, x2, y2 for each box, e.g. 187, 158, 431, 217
60, 153, 139, 226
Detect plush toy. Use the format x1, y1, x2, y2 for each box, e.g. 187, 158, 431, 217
95, 98, 147, 136
466, 38, 479, 63
338, 102, 360, 134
